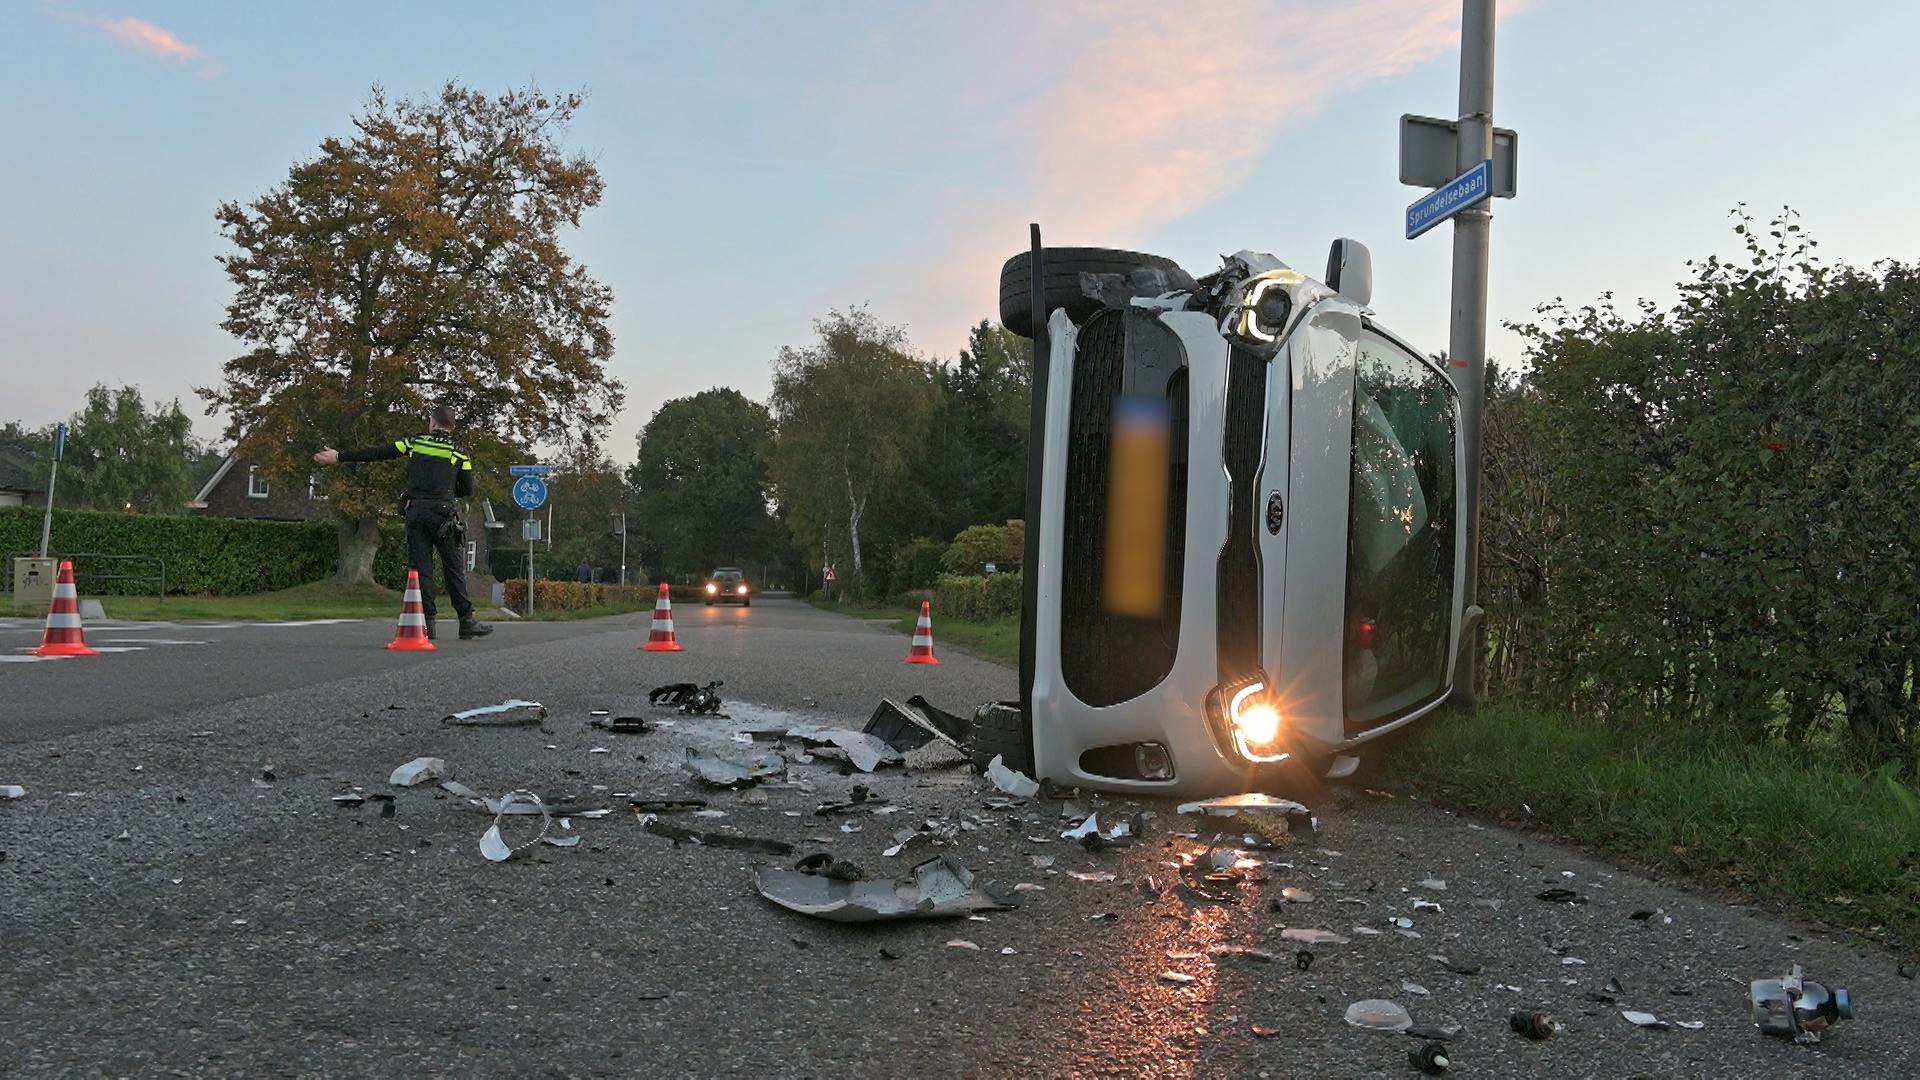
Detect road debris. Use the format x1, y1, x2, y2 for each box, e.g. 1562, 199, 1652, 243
388, 757, 447, 787
1535, 887, 1588, 904
1251, 1025, 1280, 1038
331, 793, 365, 807
753, 853, 1012, 923
1416, 878, 1447, 891
1159, 971, 1198, 986
1067, 870, 1117, 883
681, 747, 787, 788
642, 816, 794, 855
1344, 999, 1413, 1032
1402, 981, 1431, 996
780, 726, 903, 773
1061, 813, 1134, 848
1281, 928, 1349, 945
1750, 965, 1852, 1042
1408, 1041, 1451, 1074
1, 785, 25, 800
815, 784, 885, 815
1508, 1011, 1560, 1040
1294, 950, 1314, 971
1412, 898, 1442, 914
863, 695, 970, 754
443, 699, 547, 727
1176, 794, 1315, 838
439, 780, 480, 800
589, 715, 654, 734
650, 681, 725, 715
985, 755, 1041, 798
946, 939, 980, 950
1208, 944, 1278, 963
479, 790, 549, 861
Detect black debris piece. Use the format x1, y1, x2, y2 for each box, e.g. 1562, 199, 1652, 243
1405, 1024, 1458, 1042
1508, 1011, 1559, 1040
1628, 909, 1656, 920
1535, 888, 1588, 904
879, 948, 900, 961
649, 683, 699, 706
629, 798, 707, 813
1408, 1041, 1451, 1074
1295, 950, 1314, 971
641, 817, 794, 856
1898, 964, 1915, 981
794, 853, 866, 881
591, 716, 655, 734
650, 681, 725, 715
816, 784, 887, 815
862, 695, 971, 754
1438, 957, 1483, 976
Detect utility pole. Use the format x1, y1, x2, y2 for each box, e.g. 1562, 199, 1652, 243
1451, 0, 1495, 702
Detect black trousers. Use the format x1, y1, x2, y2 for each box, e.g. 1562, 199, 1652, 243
404, 500, 472, 622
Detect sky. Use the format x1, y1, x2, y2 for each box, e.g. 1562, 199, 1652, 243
4, 0, 1920, 461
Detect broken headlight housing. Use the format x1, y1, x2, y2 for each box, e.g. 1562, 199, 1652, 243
1220, 269, 1304, 357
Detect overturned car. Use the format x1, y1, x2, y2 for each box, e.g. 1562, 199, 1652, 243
974, 236, 1474, 797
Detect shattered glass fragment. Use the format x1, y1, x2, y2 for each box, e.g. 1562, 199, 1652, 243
1345, 999, 1413, 1032
443, 699, 547, 726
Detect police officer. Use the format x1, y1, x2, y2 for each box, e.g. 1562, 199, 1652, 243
312, 405, 493, 641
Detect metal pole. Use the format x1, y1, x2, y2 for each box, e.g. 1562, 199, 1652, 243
619, 514, 627, 587
37, 457, 59, 558
527, 519, 535, 617
1450, 0, 1496, 702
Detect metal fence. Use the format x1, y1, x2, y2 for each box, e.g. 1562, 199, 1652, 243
4, 551, 167, 599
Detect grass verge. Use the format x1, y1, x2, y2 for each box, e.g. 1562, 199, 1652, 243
1386, 701, 1920, 947
808, 597, 1019, 664
81, 581, 399, 622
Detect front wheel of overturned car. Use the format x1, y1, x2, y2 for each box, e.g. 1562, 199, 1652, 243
998, 247, 1180, 338
968, 701, 1036, 778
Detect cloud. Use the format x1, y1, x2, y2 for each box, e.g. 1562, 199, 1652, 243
77, 14, 221, 77
865, 0, 1527, 352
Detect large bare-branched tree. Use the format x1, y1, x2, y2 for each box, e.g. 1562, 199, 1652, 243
202, 82, 622, 582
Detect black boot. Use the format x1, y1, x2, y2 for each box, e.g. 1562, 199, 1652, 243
459, 618, 493, 640
425, 619, 437, 641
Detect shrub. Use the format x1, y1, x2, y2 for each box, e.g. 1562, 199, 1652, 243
941, 520, 1024, 574
501, 580, 653, 612
934, 571, 1022, 622
893, 537, 946, 593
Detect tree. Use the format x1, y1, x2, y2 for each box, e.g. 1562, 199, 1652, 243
630, 388, 783, 580
769, 309, 933, 575
44, 385, 205, 514
202, 82, 622, 583
542, 443, 633, 581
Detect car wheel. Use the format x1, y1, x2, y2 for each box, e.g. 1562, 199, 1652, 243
704, 599, 714, 606
968, 701, 1035, 777
998, 247, 1180, 338
743, 598, 751, 607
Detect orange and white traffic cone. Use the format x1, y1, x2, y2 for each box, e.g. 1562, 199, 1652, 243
384, 570, 436, 652
32, 560, 97, 657
903, 600, 940, 665
643, 582, 683, 652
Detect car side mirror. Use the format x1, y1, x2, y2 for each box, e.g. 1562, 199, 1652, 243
1326, 238, 1373, 306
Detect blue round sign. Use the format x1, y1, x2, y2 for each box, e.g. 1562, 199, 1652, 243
511, 475, 548, 511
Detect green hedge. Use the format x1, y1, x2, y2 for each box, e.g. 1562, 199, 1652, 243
0, 506, 408, 596
933, 571, 1022, 622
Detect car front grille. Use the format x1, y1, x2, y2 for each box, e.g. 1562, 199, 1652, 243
1215, 347, 1267, 686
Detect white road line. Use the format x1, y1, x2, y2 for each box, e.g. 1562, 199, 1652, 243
96, 638, 207, 646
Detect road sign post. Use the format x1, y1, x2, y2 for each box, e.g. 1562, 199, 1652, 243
37, 422, 66, 558
512, 470, 548, 616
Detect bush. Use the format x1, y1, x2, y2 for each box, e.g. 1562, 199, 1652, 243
0, 506, 410, 596
502, 580, 653, 612
941, 520, 1024, 575
893, 537, 946, 593
934, 571, 1022, 622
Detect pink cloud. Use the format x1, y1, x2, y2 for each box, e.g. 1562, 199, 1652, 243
864, 0, 1528, 352
80, 14, 220, 77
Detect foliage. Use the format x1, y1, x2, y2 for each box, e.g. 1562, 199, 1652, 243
0, 506, 408, 596
768, 308, 934, 574
501, 578, 652, 612
892, 537, 947, 593
1491, 210, 1920, 769
542, 443, 634, 580
203, 82, 621, 583
630, 388, 785, 580
8, 385, 212, 514
933, 572, 1023, 622
904, 321, 1032, 543
941, 520, 1024, 574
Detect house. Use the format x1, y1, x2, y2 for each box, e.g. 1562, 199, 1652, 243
189, 452, 500, 591
0, 444, 47, 507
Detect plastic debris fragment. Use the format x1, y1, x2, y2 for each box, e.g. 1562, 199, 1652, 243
864, 695, 970, 753
389, 757, 446, 787
752, 854, 1013, 923
443, 699, 546, 726
985, 755, 1040, 798
1409, 1041, 1451, 1074
642, 817, 794, 856
1344, 999, 1413, 1032
479, 790, 549, 862
1622, 1010, 1669, 1029
1, 785, 26, 800
1159, 971, 1197, 986
1281, 928, 1349, 945
681, 747, 787, 788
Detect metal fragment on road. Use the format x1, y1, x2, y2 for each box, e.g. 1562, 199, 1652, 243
1176, 793, 1309, 818
389, 757, 447, 787
589, 715, 654, 734
752, 854, 1012, 923
946, 939, 980, 950
1281, 928, 1349, 945
1535, 887, 1587, 904
1209, 944, 1278, 963
541, 835, 582, 848
779, 725, 904, 772
479, 790, 549, 862
1621, 1010, 1670, 1030
985, 755, 1040, 798
1509, 1010, 1561, 1040
681, 747, 787, 788
1344, 999, 1413, 1032
443, 699, 547, 726
1413, 898, 1442, 913
642, 816, 794, 856
331, 794, 365, 807
1275, 886, 1314, 904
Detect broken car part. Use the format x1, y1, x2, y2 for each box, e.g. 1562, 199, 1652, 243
389, 757, 447, 787
1508, 1011, 1560, 1040
479, 790, 550, 862
752, 854, 1013, 923
1750, 965, 1852, 1042
642, 816, 795, 856
629, 798, 707, 813
985, 755, 1041, 798
589, 715, 654, 734
1408, 1042, 1451, 1074
864, 695, 971, 754
1344, 1000, 1414, 1032
443, 699, 547, 727
778, 725, 903, 773
1, 785, 26, 800
1535, 887, 1588, 904
680, 747, 786, 788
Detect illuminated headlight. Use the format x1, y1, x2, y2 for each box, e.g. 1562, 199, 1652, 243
705, 583, 718, 594
736, 585, 748, 595
1225, 270, 1304, 353
1228, 682, 1290, 763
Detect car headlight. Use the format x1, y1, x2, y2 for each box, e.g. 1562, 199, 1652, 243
1227, 682, 1290, 762
1221, 269, 1307, 356
736, 585, 748, 595
705, 583, 718, 594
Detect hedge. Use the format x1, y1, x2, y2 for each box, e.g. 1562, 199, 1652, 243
0, 506, 409, 596
502, 580, 654, 612
933, 572, 1022, 622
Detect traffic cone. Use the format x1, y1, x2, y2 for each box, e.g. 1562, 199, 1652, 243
384, 570, 436, 652
643, 582, 683, 652
32, 560, 97, 657
903, 600, 940, 665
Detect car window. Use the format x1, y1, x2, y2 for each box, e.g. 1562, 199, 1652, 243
1343, 332, 1456, 728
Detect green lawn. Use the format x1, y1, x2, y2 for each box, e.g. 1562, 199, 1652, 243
809, 597, 1019, 664
79, 581, 400, 622
1386, 701, 1920, 947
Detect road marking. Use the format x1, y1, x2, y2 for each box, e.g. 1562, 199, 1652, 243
96, 638, 208, 646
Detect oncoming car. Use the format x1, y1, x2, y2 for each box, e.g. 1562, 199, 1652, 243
970, 238, 1476, 797
704, 567, 752, 606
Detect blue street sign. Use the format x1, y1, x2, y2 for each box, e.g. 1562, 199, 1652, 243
53, 422, 67, 461
1405, 159, 1492, 240
509, 464, 553, 477
511, 475, 548, 511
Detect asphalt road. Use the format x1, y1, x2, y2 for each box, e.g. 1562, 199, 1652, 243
0, 599, 1912, 1078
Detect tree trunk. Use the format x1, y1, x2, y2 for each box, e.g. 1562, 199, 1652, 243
335, 517, 382, 586
844, 468, 865, 573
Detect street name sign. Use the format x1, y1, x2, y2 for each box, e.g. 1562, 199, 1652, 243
1406, 160, 1492, 240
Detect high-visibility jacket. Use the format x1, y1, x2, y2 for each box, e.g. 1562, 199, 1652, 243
339, 432, 475, 501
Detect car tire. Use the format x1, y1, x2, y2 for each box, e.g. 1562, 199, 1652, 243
704, 599, 714, 606
743, 598, 751, 607
968, 701, 1035, 777
998, 247, 1181, 338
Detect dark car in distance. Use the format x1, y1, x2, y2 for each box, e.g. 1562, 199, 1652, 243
704, 567, 751, 606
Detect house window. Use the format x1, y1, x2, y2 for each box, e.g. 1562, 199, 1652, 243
247, 465, 269, 499
466, 541, 477, 572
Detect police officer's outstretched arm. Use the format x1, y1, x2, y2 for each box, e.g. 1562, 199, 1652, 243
313, 440, 410, 466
